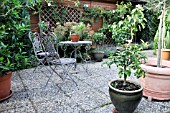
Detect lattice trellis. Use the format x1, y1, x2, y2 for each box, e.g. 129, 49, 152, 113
40, 5, 81, 30
40, 5, 114, 45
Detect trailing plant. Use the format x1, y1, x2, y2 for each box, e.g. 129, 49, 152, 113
25, 0, 58, 13
82, 2, 133, 26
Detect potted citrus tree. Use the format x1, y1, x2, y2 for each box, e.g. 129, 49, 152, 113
103, 3, 147, 113
70, 22, 85, 42
92, 32, 106, 61
103, 43, 146, 113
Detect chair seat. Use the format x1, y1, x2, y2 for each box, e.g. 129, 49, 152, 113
50, 58, 76, 65
37, 51, 58, 56
37, 52, 50, 56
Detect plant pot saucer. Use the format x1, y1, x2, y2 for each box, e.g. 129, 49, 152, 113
0, 90, 13, 102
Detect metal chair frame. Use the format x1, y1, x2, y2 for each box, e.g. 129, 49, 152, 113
28, 32, 51, 73
40, 32, 77, 87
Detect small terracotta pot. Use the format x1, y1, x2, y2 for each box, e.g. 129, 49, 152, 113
0, 71, 12, 100
156, 49, 170, 60
70, 34, 80, 42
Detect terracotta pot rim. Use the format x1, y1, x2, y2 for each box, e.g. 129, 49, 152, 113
108, 79, 143, 94
156, 49, 170, 51
140, 64, 170, 75
70, 34, 80, 36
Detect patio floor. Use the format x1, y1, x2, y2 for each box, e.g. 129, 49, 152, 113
0, 50, 170, 113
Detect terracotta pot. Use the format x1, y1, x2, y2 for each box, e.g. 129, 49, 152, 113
139, 58, 170, 100
70, 34, 80, 42
156, 49, 170, 60
91, 18, 103, 32
109, 79, 143, 113
0, 71, 12, 101
28, 10, 40, 33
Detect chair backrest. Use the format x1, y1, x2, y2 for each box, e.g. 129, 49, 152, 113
41, 32, 60, 59
29, 32, 44, 57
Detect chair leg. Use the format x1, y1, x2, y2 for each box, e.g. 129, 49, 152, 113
61, 65, 78, 86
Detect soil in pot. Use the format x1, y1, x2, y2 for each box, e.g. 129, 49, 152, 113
111, 80, 141, 91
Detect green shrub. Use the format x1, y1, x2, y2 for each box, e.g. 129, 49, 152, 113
0, 0, 32, 75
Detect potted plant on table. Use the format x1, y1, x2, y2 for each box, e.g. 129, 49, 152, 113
70, 22, 85, 42
139, 1, 170, 101
103, 4, 147, 113
92, 32, 106, 62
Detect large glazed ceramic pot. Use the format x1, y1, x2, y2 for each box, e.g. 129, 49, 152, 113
139, 58, 170, 100
108, 79, 143, 113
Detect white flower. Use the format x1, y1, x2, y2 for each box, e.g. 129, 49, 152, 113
136, 4, 142, 8
112, 10, 115, 13
48, 2, 51, 6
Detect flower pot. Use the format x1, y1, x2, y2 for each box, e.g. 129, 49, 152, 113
156, 49, 170, 60
91, 18, 103, 32
93, 51, 104, 62
139, 58, 170, 100
109, 79, 143, 113
70, 34, 80, 42
0, 71, 13, 101
28, 10, 40, 33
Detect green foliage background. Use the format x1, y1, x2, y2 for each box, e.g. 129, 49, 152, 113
0, 0, 32, 75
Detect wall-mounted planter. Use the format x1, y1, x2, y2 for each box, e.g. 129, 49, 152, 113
29, 10, 40, 33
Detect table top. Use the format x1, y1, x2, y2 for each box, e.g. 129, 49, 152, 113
59, 41, 92, 45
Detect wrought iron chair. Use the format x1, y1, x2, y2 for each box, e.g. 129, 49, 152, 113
28, 32, 51, 72
40, 32, 77, 87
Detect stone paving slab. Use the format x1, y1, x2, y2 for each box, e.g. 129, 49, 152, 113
1, 50, 170, 113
